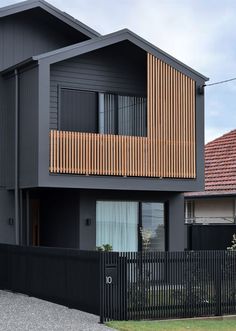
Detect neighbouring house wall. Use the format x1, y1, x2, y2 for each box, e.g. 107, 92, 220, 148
0, 8, 88, 71
0, 189, 15, 244
19, 66, 39, 188
50, 41, 147, 129
194, 198, 235, 223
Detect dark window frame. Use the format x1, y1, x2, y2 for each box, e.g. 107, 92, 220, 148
99, 92, 147, 137
95, 199, 168, 252
58, 85, 147, 137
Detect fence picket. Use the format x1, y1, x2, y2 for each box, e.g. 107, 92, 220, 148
100, 250, 236, 322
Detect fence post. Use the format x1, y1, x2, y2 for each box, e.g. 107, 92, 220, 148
100, 252, 104, 324
215, 252, 222, 316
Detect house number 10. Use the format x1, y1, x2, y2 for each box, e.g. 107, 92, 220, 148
106, 276, 113, 284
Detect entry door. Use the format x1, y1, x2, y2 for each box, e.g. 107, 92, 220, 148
30, 199, 40, 246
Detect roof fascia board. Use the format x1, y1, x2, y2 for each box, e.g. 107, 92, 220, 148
0, 0, 100, 38
35, 29, 208, 82
185, 193, 236, 199
0, 57, 35, 75
0, 0, 38, 17
35, 31, 128, 63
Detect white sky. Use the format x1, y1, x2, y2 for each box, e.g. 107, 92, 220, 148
2, 0, 236, 143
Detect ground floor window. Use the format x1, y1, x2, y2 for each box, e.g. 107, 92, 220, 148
96, 201, 165, 252
96, 201, 138, 252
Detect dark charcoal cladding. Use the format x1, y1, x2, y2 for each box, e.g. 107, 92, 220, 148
0, 244, 100, 315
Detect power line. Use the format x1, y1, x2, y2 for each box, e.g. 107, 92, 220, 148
204, 77, 236, 87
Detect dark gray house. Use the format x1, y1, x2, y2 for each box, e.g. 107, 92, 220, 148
0, 0, 208, 252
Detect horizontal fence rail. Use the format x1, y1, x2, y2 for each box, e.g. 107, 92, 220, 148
100, 250, 236, 322
50, 53, 196, 179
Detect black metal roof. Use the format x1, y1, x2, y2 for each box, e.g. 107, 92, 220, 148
0, 0, 100, 38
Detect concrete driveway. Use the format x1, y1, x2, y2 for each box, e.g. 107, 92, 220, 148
0, 290, 113, 331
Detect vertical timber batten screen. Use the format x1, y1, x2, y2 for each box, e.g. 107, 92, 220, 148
50, 53, 196, 178
147, 54, 196, 178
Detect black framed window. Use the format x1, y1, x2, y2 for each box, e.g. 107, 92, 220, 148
99, 93, 147, 137
96, 200, 166, 252
140, 202, 165, 252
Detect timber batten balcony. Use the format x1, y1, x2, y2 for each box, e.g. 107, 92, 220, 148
49, 53, 197, 179
49, 129, 195, 178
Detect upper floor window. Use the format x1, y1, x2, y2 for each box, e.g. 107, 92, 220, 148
60, 88, 98, 133
99, 93, 147, 137
60, 88, 147, 137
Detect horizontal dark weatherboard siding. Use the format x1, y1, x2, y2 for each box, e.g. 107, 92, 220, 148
50, 42, 147, 130
0, 8, 87, 72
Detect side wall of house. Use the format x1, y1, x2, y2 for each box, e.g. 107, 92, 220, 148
0, 189, 15, 244
19, 66, 39, 188
50, 42, 147, 129
1, 74, 15, 189
0, 75, 16, 244
0, 9, 88, 71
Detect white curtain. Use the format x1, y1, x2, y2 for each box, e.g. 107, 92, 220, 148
96, 201, 138, 252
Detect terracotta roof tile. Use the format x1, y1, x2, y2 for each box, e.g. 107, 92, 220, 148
205, 129, 236, 192
186, 129, 236, 197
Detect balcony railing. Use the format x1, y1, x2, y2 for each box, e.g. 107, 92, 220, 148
50, 130, 150, 177
49, 130, 196, 178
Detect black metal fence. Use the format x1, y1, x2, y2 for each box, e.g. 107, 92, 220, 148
100, 250, 236, 322
0, 244, 101, 314
187, 224, 236, 250
0, 245, 235, 323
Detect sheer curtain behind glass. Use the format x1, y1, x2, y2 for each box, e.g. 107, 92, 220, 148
96, 201, 138, 252
99, 93, 147, 136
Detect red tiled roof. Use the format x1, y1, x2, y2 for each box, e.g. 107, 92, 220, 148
205, 129, 236, 192
186, 129, 236, 197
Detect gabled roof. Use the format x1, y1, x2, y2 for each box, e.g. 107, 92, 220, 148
0, 0, 100, 38
186, 129, 236, 198
32, 28, 208, 82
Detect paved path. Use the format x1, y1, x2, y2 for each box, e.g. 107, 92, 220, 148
0, 290, 113, 331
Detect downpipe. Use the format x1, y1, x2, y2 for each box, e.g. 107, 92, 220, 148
14, 68, 20, 245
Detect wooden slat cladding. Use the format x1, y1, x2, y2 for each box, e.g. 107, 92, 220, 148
50, 131, 149, 177
49, 53, 196, 178
147, 53, 196, 178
